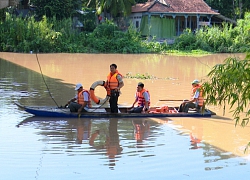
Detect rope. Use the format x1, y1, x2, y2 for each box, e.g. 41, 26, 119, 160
78, 97, 109, 118
88, 97, 110, 113
35, 53, 60, 107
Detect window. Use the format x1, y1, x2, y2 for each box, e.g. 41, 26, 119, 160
136, 21, 139, 28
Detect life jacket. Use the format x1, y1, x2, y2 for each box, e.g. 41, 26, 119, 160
136, 89, 150, 107
77, 89, 92, 107
191, 85, 204, 106
106, 70, 122, 95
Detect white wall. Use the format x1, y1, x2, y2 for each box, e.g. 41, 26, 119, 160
0, 0, 19, 9
130, 12, 143, 29
0, 0, 9, 9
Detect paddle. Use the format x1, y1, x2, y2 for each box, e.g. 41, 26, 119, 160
159, 99, 208, 101
159, 99, 186, 101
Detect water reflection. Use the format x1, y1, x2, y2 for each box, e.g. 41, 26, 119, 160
190, 133, 202, 150
17, 117, 154, 169
88, 119, 123, 169
16, 116, 244, 170
0, 57, 77, 107
132, 119, 150, 147
189, 122, 203, 150
76, 119, 91, 144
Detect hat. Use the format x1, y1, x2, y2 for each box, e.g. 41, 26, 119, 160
191, 80, 200, 84
138, 82, 144, 88
75, 83, 83, 90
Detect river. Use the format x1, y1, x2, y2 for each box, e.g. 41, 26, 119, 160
0, 52, 249, 180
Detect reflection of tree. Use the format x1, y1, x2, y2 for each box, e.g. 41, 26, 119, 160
201, 143, 237, 170
132, 119, 150, 146
89, 119, 122, 170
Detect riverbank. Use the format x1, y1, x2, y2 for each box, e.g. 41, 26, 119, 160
0, 14, 249, 54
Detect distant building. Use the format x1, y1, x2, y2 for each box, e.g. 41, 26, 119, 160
130, 0, 236, 39
0, 0, 20, 9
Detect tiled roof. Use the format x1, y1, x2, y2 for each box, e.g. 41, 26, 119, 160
132, 0, 219, 15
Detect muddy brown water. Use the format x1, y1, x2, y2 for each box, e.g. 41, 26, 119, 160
0, 52, 249, 179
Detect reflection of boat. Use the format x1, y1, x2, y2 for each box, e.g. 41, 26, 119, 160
16, 116, 75, 127
15, 102, 215, 118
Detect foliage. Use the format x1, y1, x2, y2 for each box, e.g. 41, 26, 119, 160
88, 0, 135, 17
87, 21, 147, 53
205, 0, 250, 20
233, 12, 250, 51
196, 24, 236, 52
203, 56, 250, 127
81, 7, 96, 32
30, 0, 82, 20
0, 11, 250, 54
0, 14, 147, 53
0, 13, 83, 53
92, 20, 119, 38
174, 29, 197, 51
125, 72, 155, 79
171, 13, 250, 53
163, 49, 211, 56
0, 8, 6, 21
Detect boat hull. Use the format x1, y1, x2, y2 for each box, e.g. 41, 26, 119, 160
15, 102, 214, 118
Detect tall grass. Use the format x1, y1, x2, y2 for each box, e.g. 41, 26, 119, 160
0, 12, 249, 54
172, 12, 250, 53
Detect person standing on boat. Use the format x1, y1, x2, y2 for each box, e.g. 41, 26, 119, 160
66, 83, 91, 114
178, 80, 204, 113
106, 64, 124, 113
129, 82, 150, 113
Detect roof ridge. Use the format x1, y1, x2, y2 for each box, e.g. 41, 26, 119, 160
148, 0, 170, 11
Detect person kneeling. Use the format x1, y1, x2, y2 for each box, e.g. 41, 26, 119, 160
129, 82, 150, 113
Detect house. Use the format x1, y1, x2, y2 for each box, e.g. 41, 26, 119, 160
130, 0, 236, 39
0, 0, 19, 9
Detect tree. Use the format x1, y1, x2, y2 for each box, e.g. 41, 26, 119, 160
205, 0, 250, 20
0, 8, 6, 21
30, 0, 82, 20
87, 0, 135, 17
203, 53, 250, 127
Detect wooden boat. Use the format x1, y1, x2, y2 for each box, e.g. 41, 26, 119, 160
15, 102, 215, 118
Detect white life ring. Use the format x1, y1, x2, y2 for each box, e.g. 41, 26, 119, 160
90, 80, 110, 104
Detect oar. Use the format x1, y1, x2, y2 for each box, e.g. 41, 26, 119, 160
159, 99, 208, 101
159, 99, 186, 101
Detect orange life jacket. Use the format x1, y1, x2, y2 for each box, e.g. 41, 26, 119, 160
106, 70, 122, 95
77, 89, 92, 107
137, 89, 150, 107
191, 85, 204, 106
107, 70, 122, 90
